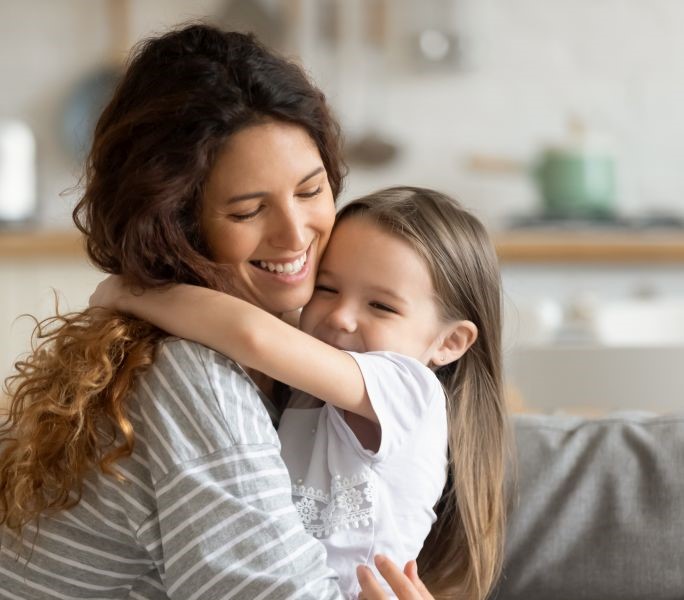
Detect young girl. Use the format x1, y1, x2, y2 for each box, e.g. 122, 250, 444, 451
93, 186, 507, 599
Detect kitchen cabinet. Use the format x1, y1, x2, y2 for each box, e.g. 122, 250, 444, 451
507, 345, 684, 415
497, 234, 684, 413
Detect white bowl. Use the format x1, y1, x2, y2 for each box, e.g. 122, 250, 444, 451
594, 299, 684, 346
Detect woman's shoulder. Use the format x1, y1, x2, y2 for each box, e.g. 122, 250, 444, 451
156, 337, 241, 373
133, 338, 280, 449
151, 337, 262, 407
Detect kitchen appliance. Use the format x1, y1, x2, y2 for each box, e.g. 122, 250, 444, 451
0, 119, 36, 223
535, 124, 616, 218
467, 118, 617, 219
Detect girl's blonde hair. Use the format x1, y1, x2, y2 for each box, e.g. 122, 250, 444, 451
338, 187, 508, 600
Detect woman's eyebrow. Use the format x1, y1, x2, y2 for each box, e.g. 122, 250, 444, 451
298, 166, 325, 185
225, 191, 266, 204
224, 167, 325, 205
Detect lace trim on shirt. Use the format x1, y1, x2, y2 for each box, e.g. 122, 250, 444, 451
292, 473, 375, 538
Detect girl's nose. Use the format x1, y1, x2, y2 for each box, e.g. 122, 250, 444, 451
326, 302, 357, 333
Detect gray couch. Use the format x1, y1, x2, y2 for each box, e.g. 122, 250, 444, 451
493, 412, 684, 600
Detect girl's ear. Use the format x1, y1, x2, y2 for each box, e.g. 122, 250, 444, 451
431, 320, 478, 367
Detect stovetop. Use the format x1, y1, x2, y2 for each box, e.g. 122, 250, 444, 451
507, 212, 684, 231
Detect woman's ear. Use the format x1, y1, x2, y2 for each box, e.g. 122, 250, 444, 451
431, 320, 478, 367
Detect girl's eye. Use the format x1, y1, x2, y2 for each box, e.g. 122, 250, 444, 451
230, 206, 263, 221
298, 186, 322, 198
314, 284, 337, 294
370, 302, 398, 314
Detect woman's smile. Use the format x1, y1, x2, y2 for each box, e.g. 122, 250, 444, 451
251, 248, 309, 277
201, 121, 336, 314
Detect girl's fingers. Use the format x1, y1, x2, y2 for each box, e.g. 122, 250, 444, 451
357, 556, 435, 600
373, 555, 421, 599
356, 564, 386, 599
403, 560, 432, 598
404, 559, 418, 579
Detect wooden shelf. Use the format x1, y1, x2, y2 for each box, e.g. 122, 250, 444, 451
4, 229, 684, 264
0, 229, 86, 259
495, 230, 684, 263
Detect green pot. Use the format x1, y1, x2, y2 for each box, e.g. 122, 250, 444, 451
536, 148, 616, 218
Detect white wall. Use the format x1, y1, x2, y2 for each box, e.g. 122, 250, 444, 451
1, 0, 683, 229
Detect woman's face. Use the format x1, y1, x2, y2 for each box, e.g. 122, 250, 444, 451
202, 121, 336, 315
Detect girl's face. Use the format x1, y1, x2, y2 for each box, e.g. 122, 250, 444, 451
202, 121, 336, 315
300, 215, 459, 365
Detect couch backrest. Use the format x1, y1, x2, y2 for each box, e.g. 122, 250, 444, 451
492, 412, 684, 600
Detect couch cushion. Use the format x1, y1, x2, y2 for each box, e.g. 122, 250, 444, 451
493, 412, 684, 600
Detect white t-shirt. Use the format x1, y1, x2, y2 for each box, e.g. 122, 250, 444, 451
278, 351, 449, 599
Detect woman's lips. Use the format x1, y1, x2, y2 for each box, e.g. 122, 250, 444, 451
250, 248, 311, 284
258, 252, 307, 275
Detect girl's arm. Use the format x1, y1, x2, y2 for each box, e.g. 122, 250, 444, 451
91, 278, 376, 422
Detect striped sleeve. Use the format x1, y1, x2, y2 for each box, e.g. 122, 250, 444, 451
135, 339, 342, 599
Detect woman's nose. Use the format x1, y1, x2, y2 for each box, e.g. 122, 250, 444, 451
270, 201, 307, 250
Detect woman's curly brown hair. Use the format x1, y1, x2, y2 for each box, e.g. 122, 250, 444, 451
0, 309, 161, 531
0, 23, 344, 534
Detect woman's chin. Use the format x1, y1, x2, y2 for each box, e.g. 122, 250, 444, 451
259, 288, 313, 317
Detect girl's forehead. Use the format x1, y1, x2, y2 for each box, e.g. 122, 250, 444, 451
330, 213, 413, 253
331, 212, 387, 239
323, 216, 430, 278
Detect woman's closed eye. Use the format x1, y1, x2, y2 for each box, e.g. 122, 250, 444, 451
297, 186, 322, 198
229, 185, 322, 220
230, 205, 264, 221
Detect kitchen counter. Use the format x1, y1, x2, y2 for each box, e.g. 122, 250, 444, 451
4, 228, 684, 263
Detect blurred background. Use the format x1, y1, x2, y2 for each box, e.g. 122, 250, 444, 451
2, 0, 684, 413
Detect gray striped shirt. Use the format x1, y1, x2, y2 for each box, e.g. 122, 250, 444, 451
0, 339, 341, 599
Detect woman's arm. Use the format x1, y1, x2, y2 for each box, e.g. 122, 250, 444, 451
91, 278, 376, 422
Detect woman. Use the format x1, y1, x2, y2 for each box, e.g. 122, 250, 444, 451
0, 24, 430, 599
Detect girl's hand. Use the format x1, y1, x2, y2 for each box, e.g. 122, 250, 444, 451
89, 275, 129, 311
357, 556, 434, 600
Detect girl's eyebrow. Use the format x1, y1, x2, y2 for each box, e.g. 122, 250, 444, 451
317, 269, 407, 305
224, 167, 325, 205
369, 285, 408, 306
